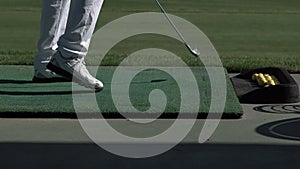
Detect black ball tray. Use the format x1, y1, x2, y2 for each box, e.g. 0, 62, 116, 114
231, 67, 300, 104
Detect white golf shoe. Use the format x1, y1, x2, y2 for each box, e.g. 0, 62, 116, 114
33, 51, 70, 83
47, 51, 104, 92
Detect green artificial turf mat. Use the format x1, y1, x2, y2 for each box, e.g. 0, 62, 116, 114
0, 66, 243, 119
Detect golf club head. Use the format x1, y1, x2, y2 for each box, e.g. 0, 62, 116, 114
191, 48, 200, 57
185, 44, 200, 57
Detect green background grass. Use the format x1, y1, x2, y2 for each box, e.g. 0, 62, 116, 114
0, 0, 299, 72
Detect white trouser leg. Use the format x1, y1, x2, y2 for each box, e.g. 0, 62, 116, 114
37, 0, 71, 59
57, 0, 104, 58
51, 0, 71, 51
34, 0, 71, 78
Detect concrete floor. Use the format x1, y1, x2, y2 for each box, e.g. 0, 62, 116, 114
0, 75, 299, 169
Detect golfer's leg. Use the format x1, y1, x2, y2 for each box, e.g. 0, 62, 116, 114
51, 0, 71, 50
34, 0, 70, 79
47, 0, 104, 91
57, 0, 105, 58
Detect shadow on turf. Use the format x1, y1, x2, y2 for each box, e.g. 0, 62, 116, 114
0, 79, 97, 95
253, 105, 300, 114
256, 117, 300, 141
0, 90, 95, 96
0, 79, 168, 85
0, 79, 34, 84
0, 78, 71, 84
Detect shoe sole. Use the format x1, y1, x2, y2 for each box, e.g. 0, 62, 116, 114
47, 62, 103, 92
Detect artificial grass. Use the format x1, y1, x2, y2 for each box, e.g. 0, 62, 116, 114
0, 0, 300, 72
0, 66, 243, 119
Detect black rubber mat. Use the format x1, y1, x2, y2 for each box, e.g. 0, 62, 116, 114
231, 67, 300, 104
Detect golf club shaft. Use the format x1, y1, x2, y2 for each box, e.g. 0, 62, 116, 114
154, 0, 188, 45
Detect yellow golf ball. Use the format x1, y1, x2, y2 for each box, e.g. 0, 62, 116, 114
252, 73, 259, 81
257, 78, 267, 86
264, 75, 273, 81
268, 80, 276, 86
271, 75, 280, 85
257, 74, 267, 86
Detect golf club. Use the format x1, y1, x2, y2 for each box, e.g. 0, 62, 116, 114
154, 0, 200, 57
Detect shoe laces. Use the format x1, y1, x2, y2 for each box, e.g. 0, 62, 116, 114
76, 58, 94, 79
